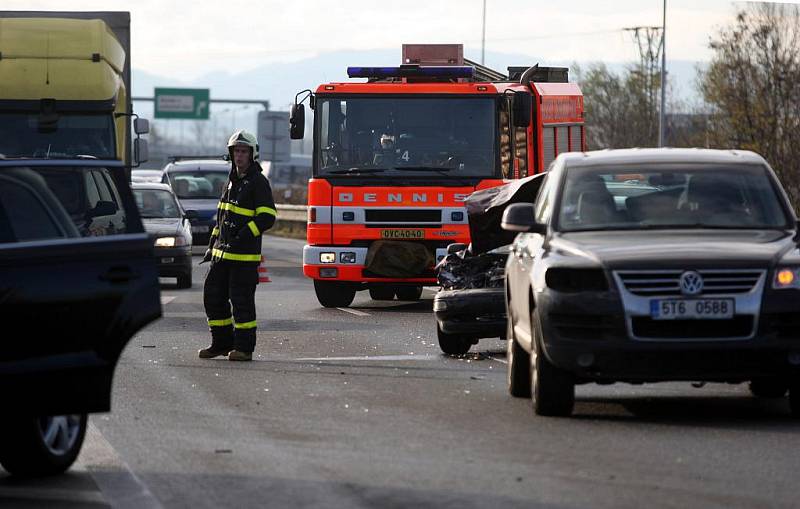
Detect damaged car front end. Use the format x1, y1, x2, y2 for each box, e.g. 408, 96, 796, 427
433, 174, 545, 354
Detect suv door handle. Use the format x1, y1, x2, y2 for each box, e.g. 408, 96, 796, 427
100, 266, 138, 283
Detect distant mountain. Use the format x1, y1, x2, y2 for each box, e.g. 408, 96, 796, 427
133, 48, 705, 110
132, 48, 705, 151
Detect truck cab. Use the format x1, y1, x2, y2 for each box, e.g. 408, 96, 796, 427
0, 15, 148, 165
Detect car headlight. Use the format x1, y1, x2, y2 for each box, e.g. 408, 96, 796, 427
773, 267, 800, 289
155, 236, 186, 247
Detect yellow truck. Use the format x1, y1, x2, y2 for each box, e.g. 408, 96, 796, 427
0, 11, 148, 165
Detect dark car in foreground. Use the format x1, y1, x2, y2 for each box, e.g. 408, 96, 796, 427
162, 157, 229, 245
132, 182, 195, 288
0, 159, 161, 475
502, 148, 800, 417
433, 174, 544, 354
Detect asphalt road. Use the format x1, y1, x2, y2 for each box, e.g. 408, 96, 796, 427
3, 235, 800, 508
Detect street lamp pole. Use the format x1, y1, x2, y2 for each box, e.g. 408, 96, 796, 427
481, 0, 486, 65
658, 0, 667, 147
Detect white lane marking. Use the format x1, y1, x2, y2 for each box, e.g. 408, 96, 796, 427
337, 307, 370, 316
77, 421, 164, 509
160, 296, 176, 305
163, 312, 207, 318
487, 355, 508, 365
297, 354, 438, 362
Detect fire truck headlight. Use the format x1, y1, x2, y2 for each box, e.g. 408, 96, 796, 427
340, 252, 356, 264
320, 252, 336, 264
342, 211, 355, 221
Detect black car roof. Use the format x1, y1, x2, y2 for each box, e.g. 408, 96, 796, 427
0, 159, 125, 168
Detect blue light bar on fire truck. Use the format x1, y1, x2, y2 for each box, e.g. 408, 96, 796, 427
347, 65, 475, 79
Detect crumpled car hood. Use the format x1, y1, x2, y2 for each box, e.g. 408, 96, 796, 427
436, 246, 510, 290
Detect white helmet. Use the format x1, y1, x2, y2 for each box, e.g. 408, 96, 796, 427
227, 129, 259, 160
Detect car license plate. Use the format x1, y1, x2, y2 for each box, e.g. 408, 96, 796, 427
191, 226, 208, 234
650, 299, 735, 320
380, 229, 424, 239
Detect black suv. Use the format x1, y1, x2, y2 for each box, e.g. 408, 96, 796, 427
0, 159, 161, 475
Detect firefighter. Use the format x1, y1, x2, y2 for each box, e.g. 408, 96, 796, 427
199, 129, 276, 361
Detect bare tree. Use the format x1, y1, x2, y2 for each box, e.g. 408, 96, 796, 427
699, 3, 800, 208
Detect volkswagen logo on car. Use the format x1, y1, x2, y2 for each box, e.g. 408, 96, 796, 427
679, 271, 704, 296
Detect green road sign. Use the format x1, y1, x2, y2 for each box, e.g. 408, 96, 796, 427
154, 88, 210, 119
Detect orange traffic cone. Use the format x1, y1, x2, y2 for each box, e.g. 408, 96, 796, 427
258, 255, 271, 283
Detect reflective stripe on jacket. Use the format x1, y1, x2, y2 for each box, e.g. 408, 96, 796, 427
208, 162, 276, 263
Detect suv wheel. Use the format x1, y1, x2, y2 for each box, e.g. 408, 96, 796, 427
507, 316, 531, 398
437, 324, 471, 355
0, 414, 87, 477
530, 311, 574, 417
314, 280, 356, 308
748, 378, 788, 398
789, 379, 800, 418
177, 273, 192, 289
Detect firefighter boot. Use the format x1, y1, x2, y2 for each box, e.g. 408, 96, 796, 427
228, 350, 253, 362
198, 345, 233, 359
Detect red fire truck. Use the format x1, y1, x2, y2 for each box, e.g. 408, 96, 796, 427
290, 44, 584, 308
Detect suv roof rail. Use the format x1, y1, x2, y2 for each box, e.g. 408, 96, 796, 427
168, 155, 229, 162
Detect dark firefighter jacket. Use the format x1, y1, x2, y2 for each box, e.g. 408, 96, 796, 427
208, 162, 276, 263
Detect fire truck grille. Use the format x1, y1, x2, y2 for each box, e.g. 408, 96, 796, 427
365, 209, 442, 223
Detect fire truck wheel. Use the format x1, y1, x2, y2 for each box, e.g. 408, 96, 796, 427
395, 286, 423, 301
314, 280, 356, 308
437, 324, 471, 355
369, 286, 395, 301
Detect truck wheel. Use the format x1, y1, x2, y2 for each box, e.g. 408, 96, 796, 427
748, 378, 788, 398
395, 286, 423, 301
530, 311, 574, 417
369, 286, 395, 301
437, 324, 471, 355
0, 414, 87, 477
176, 273, 192, 289
507, 317, 531, 398
314, 280, 356, 308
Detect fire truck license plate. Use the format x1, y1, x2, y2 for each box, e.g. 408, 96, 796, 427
380, 229, 424, 239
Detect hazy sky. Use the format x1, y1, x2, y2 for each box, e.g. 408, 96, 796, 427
5, 1, 797, 79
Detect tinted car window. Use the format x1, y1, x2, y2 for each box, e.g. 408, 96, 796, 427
557, 164, 790, 231
168, 170, 228, 199
0, 177, 63, 242
134, 189, 182, 218
0, 166, 132, 239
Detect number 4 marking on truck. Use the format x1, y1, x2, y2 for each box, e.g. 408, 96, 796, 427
401, 150, 410, 162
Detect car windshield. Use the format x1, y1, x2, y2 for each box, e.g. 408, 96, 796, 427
0, 113, 116, 159
556, 164, 790, 232
133, 189, 181, 218
315, 96, 497, 177
167, 170, 228, 199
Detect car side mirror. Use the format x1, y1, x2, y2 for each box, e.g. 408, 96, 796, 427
289, 103, 305, 140
446, 242, 468, 255
512, 91, 532, 128
90, 200, 117, 218
184, 209, 199, 220
502, 203, 545, 233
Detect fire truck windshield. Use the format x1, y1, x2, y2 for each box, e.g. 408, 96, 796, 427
315, 96, 498, 178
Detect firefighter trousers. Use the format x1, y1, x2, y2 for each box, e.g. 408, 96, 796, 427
203, 260, 259, 353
